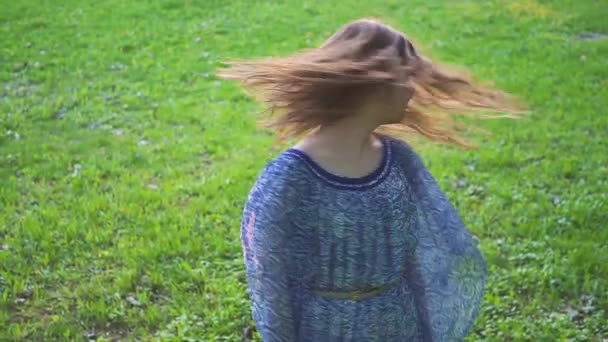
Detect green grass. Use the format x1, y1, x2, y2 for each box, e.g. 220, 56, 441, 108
1, 0, 607, 340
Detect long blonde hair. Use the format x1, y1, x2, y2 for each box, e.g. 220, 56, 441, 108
219, 19, 525, 148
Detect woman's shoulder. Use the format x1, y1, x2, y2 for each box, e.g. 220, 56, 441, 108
384, 135, 426, 168
260, 150, 310, 180
251, 151, 311, 198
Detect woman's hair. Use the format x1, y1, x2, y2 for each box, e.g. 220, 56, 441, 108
219, 19, 525, 148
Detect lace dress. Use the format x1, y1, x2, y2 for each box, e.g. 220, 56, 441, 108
240, 136, 487, 341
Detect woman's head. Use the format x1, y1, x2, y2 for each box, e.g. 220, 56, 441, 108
316, 19, 417, 125
220, 19, 524, 147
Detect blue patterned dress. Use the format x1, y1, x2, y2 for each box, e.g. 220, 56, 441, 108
240, 136, 487, 341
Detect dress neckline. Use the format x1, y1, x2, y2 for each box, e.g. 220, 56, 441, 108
284, 135, 393, 190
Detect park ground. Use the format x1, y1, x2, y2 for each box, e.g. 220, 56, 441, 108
1, 0, 607, 340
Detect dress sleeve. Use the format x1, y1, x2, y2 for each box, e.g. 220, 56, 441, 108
241, 162, 299, 342
397, 142, 488, 341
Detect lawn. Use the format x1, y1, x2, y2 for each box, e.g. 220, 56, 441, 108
1, 0, 607, 340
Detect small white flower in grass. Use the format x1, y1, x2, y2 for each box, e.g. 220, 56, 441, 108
581, 305, 595, 313
126, 295, 143, 307
565, 306, 580, 321
72, 163, 82, 177
6, 130, 20, 140
88, 122, 101, 130
86, 329, 97, 342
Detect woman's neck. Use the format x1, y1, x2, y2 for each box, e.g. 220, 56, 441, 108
293, 114, 384, 178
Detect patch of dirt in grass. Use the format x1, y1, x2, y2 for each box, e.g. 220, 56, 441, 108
578, 32, 608, 41
507, 0, 555, 18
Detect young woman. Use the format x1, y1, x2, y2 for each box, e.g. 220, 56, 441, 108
221, 19, 522, 341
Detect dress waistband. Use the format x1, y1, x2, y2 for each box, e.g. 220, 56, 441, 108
311, 281, 400, 301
